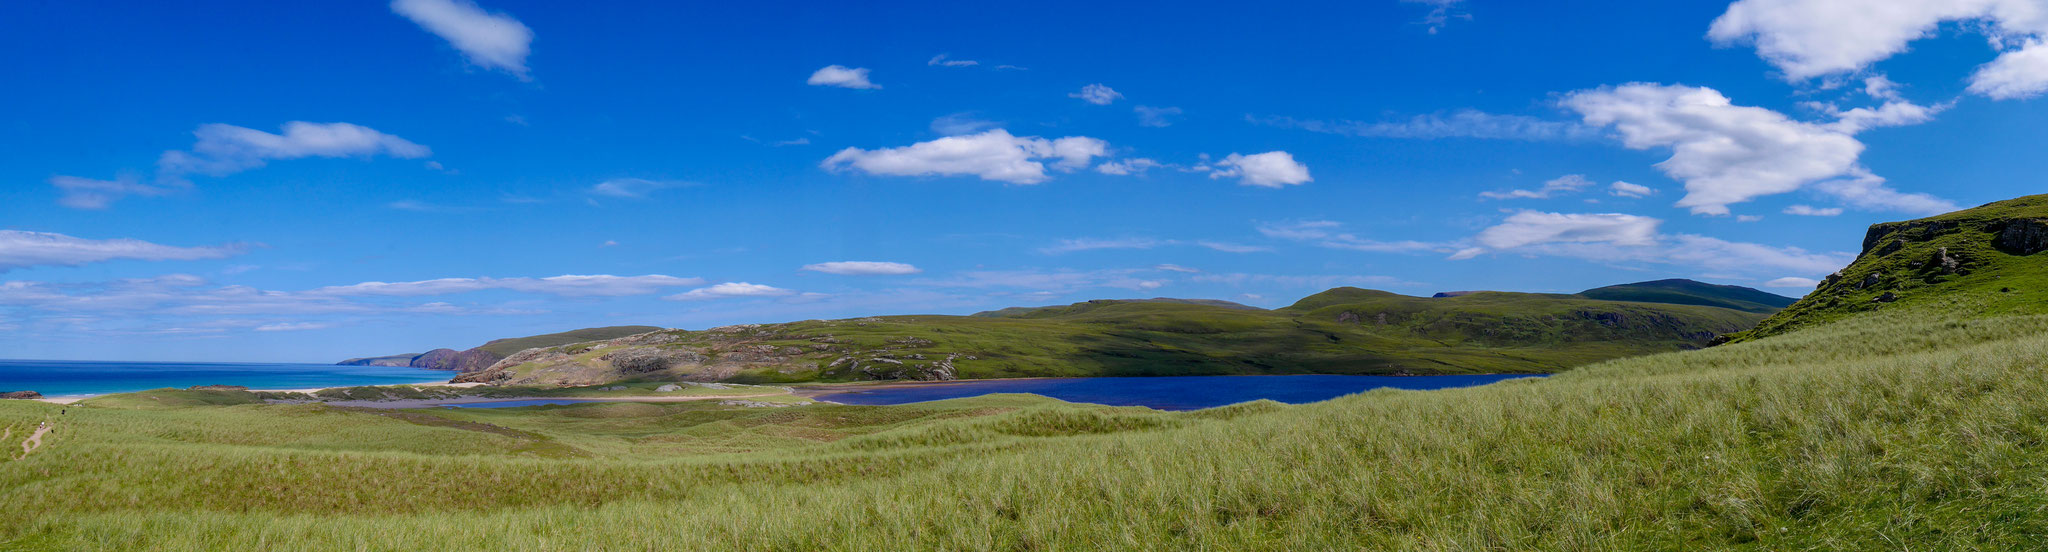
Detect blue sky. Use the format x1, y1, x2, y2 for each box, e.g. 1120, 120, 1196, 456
5, 0, 2047, 362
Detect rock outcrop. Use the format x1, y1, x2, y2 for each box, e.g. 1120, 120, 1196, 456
1, 391, 43, 400
1996, 219, 2048, 255
1732, 194, 2048, 342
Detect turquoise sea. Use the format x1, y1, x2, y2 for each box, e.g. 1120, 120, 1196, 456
0, 359, 452, 398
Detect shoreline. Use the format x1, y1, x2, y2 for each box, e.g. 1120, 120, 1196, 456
29, 380, 477, 406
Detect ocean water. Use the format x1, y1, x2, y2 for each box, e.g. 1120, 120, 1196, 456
813, 374, 1543, 411
0, 359, 453, 398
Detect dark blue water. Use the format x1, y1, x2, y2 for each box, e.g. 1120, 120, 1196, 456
812, 374, 1543, 411
0, 359, 454, 398
444, 399, 600, 409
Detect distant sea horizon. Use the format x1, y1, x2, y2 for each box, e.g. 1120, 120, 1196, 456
0, 359, 451, 398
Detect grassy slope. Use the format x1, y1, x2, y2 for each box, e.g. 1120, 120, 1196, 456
1734, 194, 2048, 341
473, 326, 664, 357
489, 290, 1764, 384
5, 299, 2039, 549
1577, 279, 1797, 314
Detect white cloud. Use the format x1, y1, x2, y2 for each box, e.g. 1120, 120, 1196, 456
1191, 272, 1416, 289
390, 0, 533, 78
1210, 151, 1312, 188
1709, 0, 2048, 98
1069, 84, 1123, 105
1783, 204, 1844, 216
1258, 221, 1442, 253
1461, 211, 1661, 255
1154, 264, 1201, 273
49, 175, 182, 210
156, 122, 431, 182
1250, 111, 1592, 141
1402, 0, 1470, 34
589, 178, 685, 198
1040, 238, 1163, 255
808, 65, 880, 89
821, 129, 1107, 184
1564, 83, 1949, 216
922, 269, 1169, 293
1765, 276, 1822, 288
666, 282, 797, 301
0, 231, 249, 272
1134, 105, 1182, 127
1448, 211, 1853, 277
931, 113, 1000, 136
1196, 241, 1273, 253
310, 274, 703, 297
927, 54, 978, 67
0, 275, 541, 320
1480, 174, 1595, 200
1971, 38, 2048, 98
1609, 181, 1655, 198
802, 261, 922, 276
1817, 99, 1947, 134
1095, 158, 1162, 175
1810, 177, 1959, 214
254, 322, 331, 332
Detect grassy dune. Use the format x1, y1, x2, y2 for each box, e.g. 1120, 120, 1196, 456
4, 301, 2046, 550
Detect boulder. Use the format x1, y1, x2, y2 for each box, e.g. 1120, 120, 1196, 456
656, 384, 683, 392
1873, 291, 1899, 303
1933, 247, 1963, 274
1, 390, 43, 400
1860, 272, 1883, 289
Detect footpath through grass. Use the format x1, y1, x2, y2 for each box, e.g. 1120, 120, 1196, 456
4, 305, 2047, 550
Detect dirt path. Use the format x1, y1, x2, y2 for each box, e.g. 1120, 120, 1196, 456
17, 422, 50, 459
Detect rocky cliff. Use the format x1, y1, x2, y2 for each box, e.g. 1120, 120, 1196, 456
1732, 194, 2048, 341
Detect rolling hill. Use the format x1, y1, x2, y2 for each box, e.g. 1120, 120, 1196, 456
453, 286, 1768, 387
1577, 278, 1797, 313
338, 326, 663, 371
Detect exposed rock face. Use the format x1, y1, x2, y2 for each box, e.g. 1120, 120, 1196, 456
0, 391, 42, 400
1861, 220, 1961, 256
1873, 292, 1899, 303
410, 349, 461, 370
603, 348, 708, 373
1996, 219, 2048, 255
411, 348, 503, 372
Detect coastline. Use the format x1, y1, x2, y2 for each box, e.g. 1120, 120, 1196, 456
30, 380, 481, 406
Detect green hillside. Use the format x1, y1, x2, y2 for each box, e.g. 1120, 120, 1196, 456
12, 198, 2048, 549
1733, 193, 2048, 341
7, 293, 2046, 549
472, 325, 665, 357
1577, 278, 1797, 313
460, 287, 1765, 386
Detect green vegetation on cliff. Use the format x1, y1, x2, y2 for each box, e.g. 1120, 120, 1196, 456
1733, 193, 2048, 341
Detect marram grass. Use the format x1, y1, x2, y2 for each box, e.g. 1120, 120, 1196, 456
4, 306, 2048, 550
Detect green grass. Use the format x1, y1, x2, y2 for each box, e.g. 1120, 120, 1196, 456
5, 299, 2046, 549
472, 325, 665, 357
